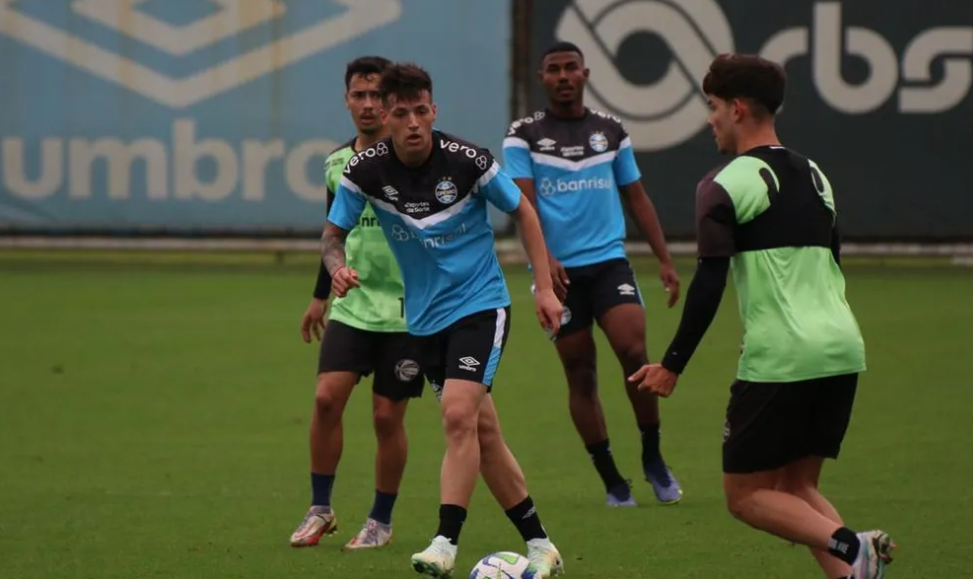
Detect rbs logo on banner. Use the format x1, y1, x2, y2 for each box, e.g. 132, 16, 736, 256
558, 0, 973, 151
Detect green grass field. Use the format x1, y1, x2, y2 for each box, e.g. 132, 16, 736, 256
1, 250, 971, 579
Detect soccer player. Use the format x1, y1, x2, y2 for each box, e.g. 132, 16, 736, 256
628, 54, 895, 579
323, 62, 564, 579
291, 56, 426, 551
503, 41, 682, 506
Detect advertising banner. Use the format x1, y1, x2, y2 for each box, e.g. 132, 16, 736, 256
0, 0, 511, 234
528, 1, 973, 239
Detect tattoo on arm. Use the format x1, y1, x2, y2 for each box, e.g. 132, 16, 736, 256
321, 224, 349, 276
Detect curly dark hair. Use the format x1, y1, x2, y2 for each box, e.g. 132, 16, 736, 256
702, 53, 786, 117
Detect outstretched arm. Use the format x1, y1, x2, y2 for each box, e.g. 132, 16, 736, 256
477, 158, 563, 336
659, 256, 729, 373
628, 178, 737, 396
510, 195, 553, 290
613, 131, 680, 307
619, 181, 675, 264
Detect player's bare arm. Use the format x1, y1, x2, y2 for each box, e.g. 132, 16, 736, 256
321, 223, 360, 297
618, 180, 680, 307
511, 195, 563, 336
514, 177, 569, 300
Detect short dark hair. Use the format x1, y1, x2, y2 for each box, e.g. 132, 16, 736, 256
701, 53, 786, 117
378, 62, 433, 105
344, 56, 391, 90
542, 41, 584, 62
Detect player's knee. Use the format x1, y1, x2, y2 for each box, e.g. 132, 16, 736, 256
441, 403, 478, 440
564, 361, 597, 398
724, 489, 754, 522
476, 412, 501, 452
372, 402, 405, 440
617, 342, 648, 376
314, 378, 340, 417
314, 374, 345, 416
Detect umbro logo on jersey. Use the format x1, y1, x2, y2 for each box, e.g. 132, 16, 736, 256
537, 138, 557, 151
458, 356, 480, 371
382, 185, 399, 200
618, 283, 636, 296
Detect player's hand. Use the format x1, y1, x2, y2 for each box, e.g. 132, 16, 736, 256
534, 286, 563, 340
300, 298, 328, 343
659, 261, 680, 308
549, 257, 570, 302
331, 266, 360, 298
628, 364, 679, 397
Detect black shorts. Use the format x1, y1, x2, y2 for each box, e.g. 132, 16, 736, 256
536, 258, 643, 337
419, 307, 511, 399
317, 320, 425, 401
722, 373, 859, 474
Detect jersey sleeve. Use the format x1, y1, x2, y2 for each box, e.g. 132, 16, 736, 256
475, 152, 522, 214
695, 179, 737, 258
612, 127, 641, 186
329, 175, 366, 231
502, 122, 533, 180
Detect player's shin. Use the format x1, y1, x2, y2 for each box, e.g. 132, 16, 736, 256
310, 372, 356, 500
476, 396, 548, 543
372, 396, 408, 525
436, 379, 484, 545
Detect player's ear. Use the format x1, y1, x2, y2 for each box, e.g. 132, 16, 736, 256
583, 67, 590, 80
730, 98, 744, 123
430, 103, 437, 120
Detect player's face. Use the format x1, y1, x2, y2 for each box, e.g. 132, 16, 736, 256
706, 95, 737, 155
385, 90, 437, 157
540, 52, 588, 106
345, 73, 384, 135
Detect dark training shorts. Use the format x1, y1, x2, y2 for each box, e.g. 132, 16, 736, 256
419, 307, 511, 399
539, 258, 644, 338
722, 373, 859, 474
317, 320, 425, 401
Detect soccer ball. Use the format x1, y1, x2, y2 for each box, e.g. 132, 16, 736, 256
469, 551, 530, 579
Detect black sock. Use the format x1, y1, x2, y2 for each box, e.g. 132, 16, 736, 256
368, 490, 397, 525
585, 439, 627, 492
504, 496, 548, 542
436, 504, 467, 545
310, 473, 335, 507
639, 423, 662, 464
828, 527, 861, 565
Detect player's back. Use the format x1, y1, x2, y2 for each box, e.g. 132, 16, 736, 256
334, 132, 516, 336
503, 108, 638, 268
713, 145, 865, 382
